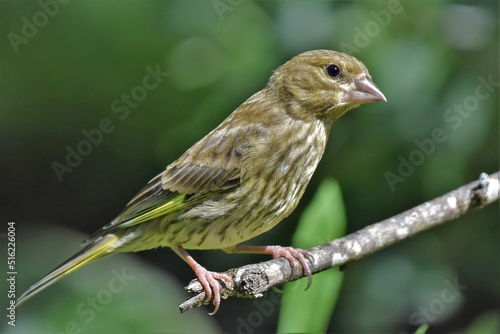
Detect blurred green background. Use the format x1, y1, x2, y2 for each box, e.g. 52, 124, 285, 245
1, 0, 498, 333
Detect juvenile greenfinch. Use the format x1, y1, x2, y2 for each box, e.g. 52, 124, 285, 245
18, 50, 386, 313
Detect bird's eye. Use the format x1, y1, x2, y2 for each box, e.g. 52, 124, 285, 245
326, 64, 341, 78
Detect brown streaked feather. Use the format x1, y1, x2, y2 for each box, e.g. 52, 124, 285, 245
83, 124, 249, 246
162, 125, 248, 194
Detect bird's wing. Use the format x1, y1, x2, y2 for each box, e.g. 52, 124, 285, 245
82, 125, 249, 245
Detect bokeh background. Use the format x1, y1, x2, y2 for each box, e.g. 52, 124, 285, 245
1, 0, 498, 333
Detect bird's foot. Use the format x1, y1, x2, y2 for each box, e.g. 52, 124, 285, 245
193, 265, 233, 315
264, 246, 314, 289
174, 246, 234, 314
224, 245, 314, 289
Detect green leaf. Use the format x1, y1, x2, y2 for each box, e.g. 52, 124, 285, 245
415, 324, 429, 334
465, 311, 500, 334
277, 179, 346, 333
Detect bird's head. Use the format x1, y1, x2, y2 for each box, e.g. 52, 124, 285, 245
268, 50, 386, 123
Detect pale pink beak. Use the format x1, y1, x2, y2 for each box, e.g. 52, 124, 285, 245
343, 76, 386, 104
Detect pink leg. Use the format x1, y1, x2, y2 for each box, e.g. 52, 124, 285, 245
224, 245, 314, 288
174, 246, 233, 315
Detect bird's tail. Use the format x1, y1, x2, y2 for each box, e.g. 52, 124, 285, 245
16, 234, 120, 307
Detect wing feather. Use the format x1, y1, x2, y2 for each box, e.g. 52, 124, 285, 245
83, 124, 253, 246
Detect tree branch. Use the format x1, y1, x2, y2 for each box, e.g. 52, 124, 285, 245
179, 171, 499, 313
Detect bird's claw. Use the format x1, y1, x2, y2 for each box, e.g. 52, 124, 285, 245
194, 266, 234, 315
266, 246, 314, 289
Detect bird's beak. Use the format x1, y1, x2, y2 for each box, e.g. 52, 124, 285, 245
343, 75, 387, 104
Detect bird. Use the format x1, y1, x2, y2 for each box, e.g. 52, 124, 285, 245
17, 50, 386, 314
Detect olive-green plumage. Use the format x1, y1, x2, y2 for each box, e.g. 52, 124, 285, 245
17, 50, 385, 312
